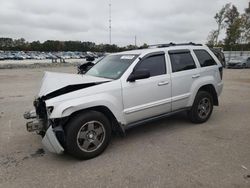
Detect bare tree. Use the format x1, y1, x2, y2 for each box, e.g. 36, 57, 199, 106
207, 30, 218, 47
214, 3, 230, 45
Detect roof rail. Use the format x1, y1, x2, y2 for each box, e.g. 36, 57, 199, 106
148, 42, 203, 48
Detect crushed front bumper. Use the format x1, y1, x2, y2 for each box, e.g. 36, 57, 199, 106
24, 110, 64, 154
42, 126, 64, 154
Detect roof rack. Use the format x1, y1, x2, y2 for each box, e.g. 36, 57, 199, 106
148, 42, 202, 48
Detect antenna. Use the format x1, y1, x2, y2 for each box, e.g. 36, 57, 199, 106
109, 0, 112, 44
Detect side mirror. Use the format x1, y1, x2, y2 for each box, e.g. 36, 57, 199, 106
127, 69, 150, 82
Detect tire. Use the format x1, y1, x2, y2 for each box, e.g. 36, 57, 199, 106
188, 91, 213, 124
65, 111, 111, 159
242, 64, 246, 69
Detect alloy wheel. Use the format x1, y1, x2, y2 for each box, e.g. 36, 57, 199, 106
76, 121, 106, 152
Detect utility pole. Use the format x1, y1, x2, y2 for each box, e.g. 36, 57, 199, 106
135, 35, 137, 47
109, 0, 112, 45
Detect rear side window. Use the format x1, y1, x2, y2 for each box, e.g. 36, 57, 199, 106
135, 54, 166, 77
169, 51, 196, 72
194, 50, 217, 67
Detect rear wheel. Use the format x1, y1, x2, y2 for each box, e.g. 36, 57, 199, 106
65, 111, 111, 159
188, 91, 213, 123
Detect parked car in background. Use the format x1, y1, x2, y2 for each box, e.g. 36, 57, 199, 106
85, 55, 95, 62
0, 54, 4, 60
227, 56, 250, 69
77, 56, 105, 74
6, 53, 15, 60
0, 51, 91, 61
45, 53, 57, 59
14, 53, 26, 60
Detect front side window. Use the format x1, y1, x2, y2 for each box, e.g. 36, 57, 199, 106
135, 54, 166, 77
194, 50, 217, 67
169, 51, 196, 72
86, 54, 138, 79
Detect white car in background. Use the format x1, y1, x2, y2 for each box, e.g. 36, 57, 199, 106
24, 43, 223, 159
227, 56, 250, 68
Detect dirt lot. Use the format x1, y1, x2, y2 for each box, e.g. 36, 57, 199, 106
0, 67, 250, 188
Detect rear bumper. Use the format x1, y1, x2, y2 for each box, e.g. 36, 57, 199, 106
42, 126, 64, 154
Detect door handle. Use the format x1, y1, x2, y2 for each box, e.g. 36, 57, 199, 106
192, 74, 200, 78
158, 81, 169, 86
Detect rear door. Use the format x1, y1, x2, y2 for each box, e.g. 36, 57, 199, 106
193, 49, 219, 82
168, 49, 199, 111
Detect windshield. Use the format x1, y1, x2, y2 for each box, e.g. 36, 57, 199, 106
85, 54, 138, 79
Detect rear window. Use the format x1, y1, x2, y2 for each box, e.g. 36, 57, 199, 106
194, 50, 217, 67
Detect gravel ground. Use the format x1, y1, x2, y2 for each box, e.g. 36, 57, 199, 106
0, 67, 250, 188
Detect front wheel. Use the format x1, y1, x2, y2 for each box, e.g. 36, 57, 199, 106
65, 111, 111, 159
188, 91, 213, 123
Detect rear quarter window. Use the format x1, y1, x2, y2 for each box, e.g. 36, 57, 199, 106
194, 50, 217, 67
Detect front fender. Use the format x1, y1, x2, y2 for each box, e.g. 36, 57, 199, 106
46, 93, 125, 124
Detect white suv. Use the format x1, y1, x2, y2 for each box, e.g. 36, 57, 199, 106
24, 43, 223, 159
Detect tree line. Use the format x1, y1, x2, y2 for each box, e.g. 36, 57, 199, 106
207, 2, 250, 50
0, 37, 148, 52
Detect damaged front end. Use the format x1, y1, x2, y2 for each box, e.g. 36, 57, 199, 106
24, 98, 64, 154
24, 72, 112, 155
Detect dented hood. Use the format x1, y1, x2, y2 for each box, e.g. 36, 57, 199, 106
38, 72, 111, 98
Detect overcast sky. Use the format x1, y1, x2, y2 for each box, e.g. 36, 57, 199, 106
0, 0, 248, 46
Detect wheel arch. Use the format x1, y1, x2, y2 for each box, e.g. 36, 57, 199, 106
66, 106, 125, 135
197, 84, 218, 106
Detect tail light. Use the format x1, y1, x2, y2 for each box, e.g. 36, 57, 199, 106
219, 67, 223, 80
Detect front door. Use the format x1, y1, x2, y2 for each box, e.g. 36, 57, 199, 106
122, 53, 172, 124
